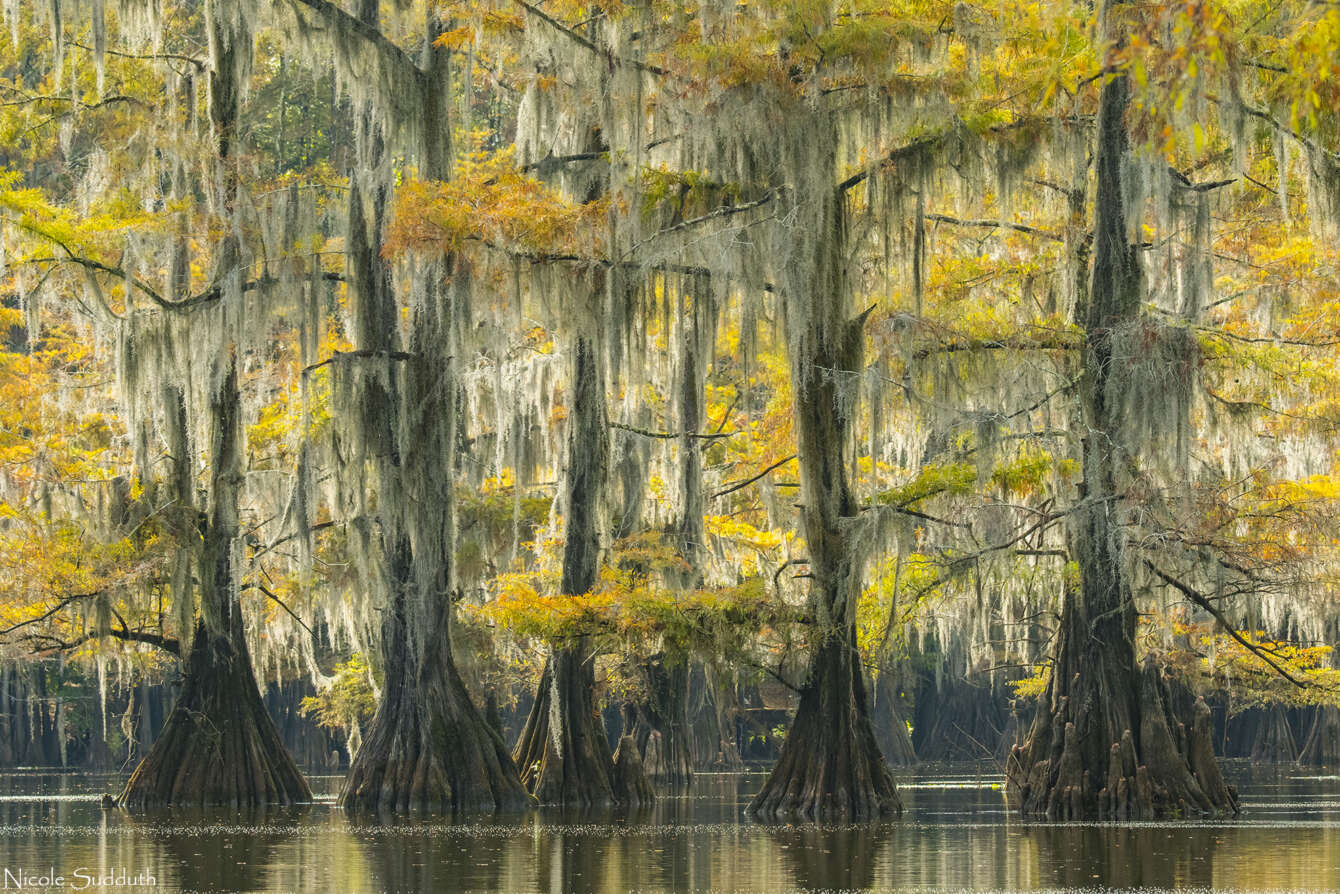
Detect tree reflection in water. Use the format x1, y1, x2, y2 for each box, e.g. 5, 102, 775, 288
767, 821, 894, 890
126, 807, 303, 892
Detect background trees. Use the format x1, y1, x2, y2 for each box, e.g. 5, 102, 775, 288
0, 0, 1339, 819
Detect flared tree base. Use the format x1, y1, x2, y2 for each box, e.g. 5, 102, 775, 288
117, 626, 311, 809
749, 638, 902, 821
341, 644, 530, 813
613, 734, 656, 806
633, 660, 694, 787
514, 648, 652, 808
1009, 657, 1238, 819
1299, 704, 1340, 766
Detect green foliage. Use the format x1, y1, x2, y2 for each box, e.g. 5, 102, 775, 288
874, 462, 977, 508
299, 654, 378, 733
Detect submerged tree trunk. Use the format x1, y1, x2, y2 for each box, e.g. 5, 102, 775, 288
633, 659, 695, 785
1236, 705, 1301, 763
342, 536, 529, 811
1298, 705, 1340, 766
911, 668, 1012, 761
337, 11, 529, 809
870, 668, 917, 766
688, 662, 744, 770
750, 141, 899, 818
632, 274, 713, 787
513, 331, 649, 806
337, 199, 529, 811
1007, 60, 1236, 819
513, 642, 619, 806
752, 631, 900, 819
119, 365, 310, 808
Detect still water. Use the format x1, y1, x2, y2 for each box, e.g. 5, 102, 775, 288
0, 764, 1337, 893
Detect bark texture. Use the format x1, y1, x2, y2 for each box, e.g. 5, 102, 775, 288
688, 662, 744, 770
336, 18, 527, 807
1007, 62, 1236, 818
871, 669, 917, 766
513, 332, 650, 806
337, 177, 529, 812
1298, 705, 1340, 766
118, 622, 311, 808
341, 552, 529, 811
633, 658, 695, 785
630, 277, 712, 787
749, 133, 899, 818
119, 365, 310, 808
752, 632, 901, 819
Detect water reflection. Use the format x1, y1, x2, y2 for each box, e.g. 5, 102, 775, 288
1022, 824, 1221, 889
123, 808, 303, 892
0, 765, 1337, 892
768, 822, 892, 890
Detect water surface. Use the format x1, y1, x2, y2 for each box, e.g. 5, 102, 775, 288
1, 764, 1336, 892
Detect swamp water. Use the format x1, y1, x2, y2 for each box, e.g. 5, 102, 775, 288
0, 764, 1337, 893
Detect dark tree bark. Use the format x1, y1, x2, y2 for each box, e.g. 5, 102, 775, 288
750, 155, 899, 818
1298, 705, 1340, 766
1231, 705, 1301, 763
870, 668, 917, 766
120, 4, 310, 809
688, 661, 744, 770
338, 214, 529, 813
513, 332, 650, 806
1006, 59, 1236, 818
633, 659, 695, 785
341, 516, 531, 812
119, 365, 311, 808
1298, 621, 1340, 766
631, 274, 713, 787
336, 9, 529, 812
910, 667, 1012, 761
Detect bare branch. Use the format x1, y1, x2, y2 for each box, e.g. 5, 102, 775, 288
1144, 560, 1306, 689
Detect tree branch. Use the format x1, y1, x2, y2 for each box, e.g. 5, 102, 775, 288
1143, 560, 1306, 688
511, 0, 667, 76
301, 348, 417, 376
611, 421, 736, 440
242, 583, 315, 637
924, 212, 1063, 241
711, 454, 797, 500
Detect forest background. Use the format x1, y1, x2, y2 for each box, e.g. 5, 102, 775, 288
1, 0, 1340, 819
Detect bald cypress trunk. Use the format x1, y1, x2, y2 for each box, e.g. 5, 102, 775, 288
634, 275, 710, 788
119, 364, 311, 808
513, 332, 650, 806
749, 155, 899, 819
1007, 58, 1237, 820
341, 532, 529, 812
118, 6, 309, 808
688, 662, 744, 770
335, 10, 528, 812
1299, 705, 1340, 766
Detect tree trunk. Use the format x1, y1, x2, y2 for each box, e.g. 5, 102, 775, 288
749, 145, 898, 818
119, 363, 310, 808
336, 91, 529, 811
630, 274, 713, 787
688, 661, 743, 770
1007, 64, 1236, 818
911, 667, 1011, 761
1298, 705, 1340, 766
870, 668, 917, 766
752, 631, 900, 819
1242, 705, 1301, 763
513, 331, 649, 806
633, 659, 695, 785
341, 538, 530, 811
513, 644, 619, 806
